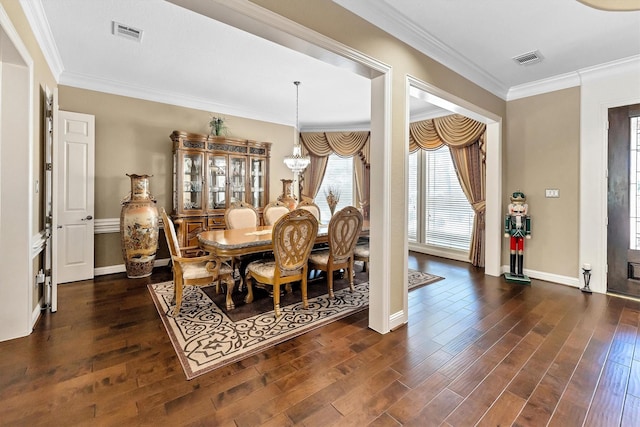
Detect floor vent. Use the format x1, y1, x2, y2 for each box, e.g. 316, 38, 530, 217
112, 21, 143, 42
513, 50, 542, 65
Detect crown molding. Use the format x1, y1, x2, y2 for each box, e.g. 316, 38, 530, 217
506, 71, 581, 101
19, 0, 63, 80
60, 69, 375, 129
507, 55, 640, 101
59, 70, 291, 126
333, 0, 509, 99
578, 55, 640, 83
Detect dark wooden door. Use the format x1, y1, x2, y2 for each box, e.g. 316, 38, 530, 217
607, 104, 640, 297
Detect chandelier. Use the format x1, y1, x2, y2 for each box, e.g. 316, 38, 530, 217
284, 81, 310, 174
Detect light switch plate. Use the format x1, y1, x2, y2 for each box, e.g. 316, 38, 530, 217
545, 188, 559, 198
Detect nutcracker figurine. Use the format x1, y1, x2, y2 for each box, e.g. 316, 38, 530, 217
504, 191, 531, 284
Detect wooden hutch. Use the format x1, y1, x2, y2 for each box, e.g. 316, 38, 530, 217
170, 130, 271, 247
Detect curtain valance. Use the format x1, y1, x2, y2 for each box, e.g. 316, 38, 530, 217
409, 114, 486, 152
300, 131, 369, 158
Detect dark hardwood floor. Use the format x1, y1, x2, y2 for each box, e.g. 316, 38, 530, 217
1, 253, 639, 426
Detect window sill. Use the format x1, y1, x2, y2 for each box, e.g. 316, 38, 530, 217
408, 242, 470, 263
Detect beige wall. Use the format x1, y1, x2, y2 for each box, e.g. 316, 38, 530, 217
58, 86, 297, 267
504, 87, 580, 278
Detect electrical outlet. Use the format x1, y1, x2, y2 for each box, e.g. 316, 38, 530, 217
545, 188, 559, 198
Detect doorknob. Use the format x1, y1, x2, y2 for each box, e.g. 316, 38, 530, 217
82, 215, 93, 221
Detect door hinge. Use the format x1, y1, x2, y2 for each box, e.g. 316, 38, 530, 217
45, 163, 53, 171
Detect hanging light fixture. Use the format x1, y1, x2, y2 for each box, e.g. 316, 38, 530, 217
284, 81, 310, 174
576, 0, 640, 10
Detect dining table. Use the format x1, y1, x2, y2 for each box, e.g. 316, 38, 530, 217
197, 221, 368, 310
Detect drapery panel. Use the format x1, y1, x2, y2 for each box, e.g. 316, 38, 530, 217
409, 114, 487, 267
300, 132, 370, 218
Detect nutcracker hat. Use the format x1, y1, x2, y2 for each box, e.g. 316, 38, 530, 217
510, 191, 526, 203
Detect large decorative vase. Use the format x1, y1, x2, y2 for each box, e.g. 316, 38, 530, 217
277, 179, 297, 210
120, 174, 159, 278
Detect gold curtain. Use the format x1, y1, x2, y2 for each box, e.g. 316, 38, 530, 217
300, 132, 370, 218
304, 155, 329, 203
410, 114, 487, 267
409, 113, 486, 151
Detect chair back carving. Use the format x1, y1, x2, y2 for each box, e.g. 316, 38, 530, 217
161, 208, 182, 258
297, 199, 321, 222
272, 209, 318, 276
328, 206, 363, 264
263, 200, 291, 226
225, 201, 259, 229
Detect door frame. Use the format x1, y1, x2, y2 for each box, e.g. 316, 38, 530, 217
0, 5, 35, 341
580, 59, 640, 294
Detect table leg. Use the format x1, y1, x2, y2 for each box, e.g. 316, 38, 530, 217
224, 275, 235, 310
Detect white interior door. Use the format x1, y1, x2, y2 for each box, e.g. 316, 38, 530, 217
55, 111, 95, 284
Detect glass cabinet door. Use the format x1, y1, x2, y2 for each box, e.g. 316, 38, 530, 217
208, 155, 227, 209
229, 156, 246, 203
249, 158, 266, 208
182, 152, 204, 211
172, 152, 177, 212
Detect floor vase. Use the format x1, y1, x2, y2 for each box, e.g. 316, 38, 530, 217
120, 174, 159, 278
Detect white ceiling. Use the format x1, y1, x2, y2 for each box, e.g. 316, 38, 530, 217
23, 0, 640, 129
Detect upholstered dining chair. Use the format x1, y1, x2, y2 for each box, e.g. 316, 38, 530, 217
297, 199, 321, 223
354, 238, 370, 272
160, 208, 234, 316
262, 200, 291, 226
244, 209, 318, 318
223, 200, 260, 285
308, 206, 363, 298
224, 201, 259, 229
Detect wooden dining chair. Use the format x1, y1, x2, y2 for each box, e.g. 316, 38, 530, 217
297, 199, 321, 223
160, 208, 234, 315
262, 200, 291, 226
224, 201, 259, 229
244, 209, 318, 318
308, 206, 363, 298
223, 201, 260, 286
354, 238, 370, 272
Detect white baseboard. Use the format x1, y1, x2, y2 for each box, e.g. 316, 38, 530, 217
94, 258, 170, 276
389, 310, 407, 331
31, 297, 43, 328
500, 264, 581, 289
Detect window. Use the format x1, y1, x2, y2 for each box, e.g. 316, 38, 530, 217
316, 153, 354, 221
408, 146, 475, 252
408, 152, 419, 241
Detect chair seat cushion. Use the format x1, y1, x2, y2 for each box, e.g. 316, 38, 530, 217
247, 260, 299, 278
182, 262, 214, 280
354, 245, 369, 257
308, 250, 330, 266
182, 261, 233, 280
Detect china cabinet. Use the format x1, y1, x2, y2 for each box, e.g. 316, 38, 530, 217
170, 130, 271, 247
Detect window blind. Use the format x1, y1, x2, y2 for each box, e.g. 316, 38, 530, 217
316, 153, 354, 221
408, 152, 418, 241
423, 146, 474, 251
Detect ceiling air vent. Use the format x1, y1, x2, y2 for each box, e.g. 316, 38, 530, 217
512, 50, 543, 66
112, 21, 143, 42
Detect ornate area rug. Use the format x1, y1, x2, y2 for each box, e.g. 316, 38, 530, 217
148, 269, 442, 379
